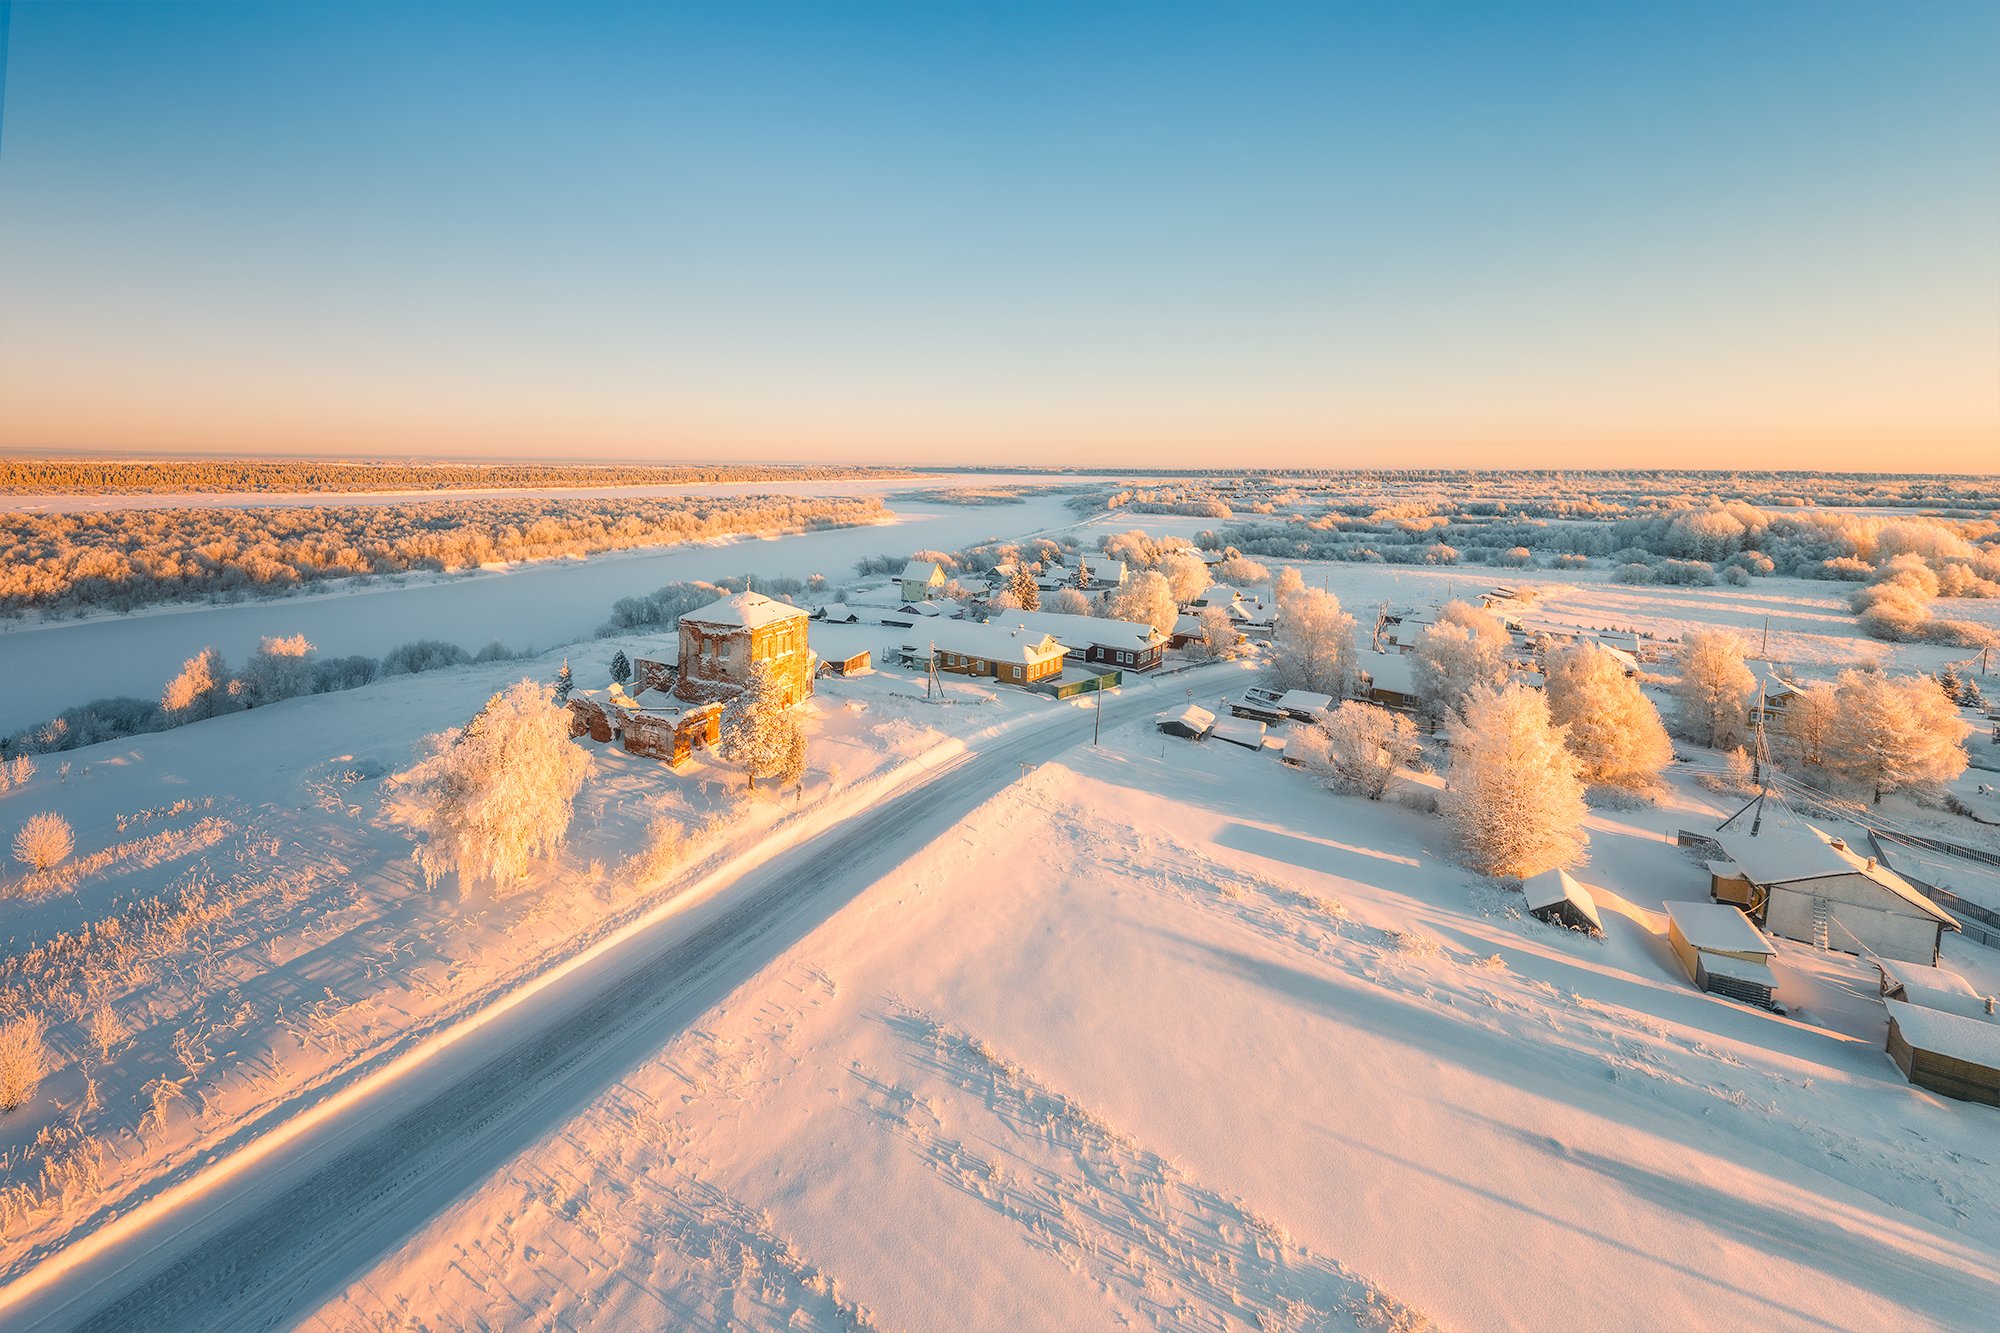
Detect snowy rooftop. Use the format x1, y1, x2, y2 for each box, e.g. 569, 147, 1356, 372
905, 619, 1067, 665
901, 560, 944, 582
1162, 704, 1216, 734
1212, 718, 1267, 750
1358, 651, 1416, 695
1879, 960, 1980, 1002
1002, 610, 1163, 652
1887, 999, 2000, 1068
1276, 690, 1332, 715
1520, 868, 1603, 931
1666, 901, 1775, 956
681, 590, 808, 630
1715, 820, 1956, 925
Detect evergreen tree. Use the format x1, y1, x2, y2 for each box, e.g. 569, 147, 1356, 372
722, 661, 793, 790
1008, 565, 1041, 612
609, 650, 632, 686
554, 659, 574, 703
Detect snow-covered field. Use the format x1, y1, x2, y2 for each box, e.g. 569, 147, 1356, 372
297, 725, 2000, 1332
2, 489, 1998, 1330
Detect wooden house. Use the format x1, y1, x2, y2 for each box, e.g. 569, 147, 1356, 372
900, 560, 948, 602
1002, 610, 1166, 672
1666, 902, 1779, 1009
900, 620, 1068, 686
1356, 652, 1421, 713
671, 591, 815, 707
1884, 1000, 2000, 1106
1520, 869, 1604, 936
1711, 820, 1957, 965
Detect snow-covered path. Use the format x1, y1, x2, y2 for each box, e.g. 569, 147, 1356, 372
2, 679, 1191, 1332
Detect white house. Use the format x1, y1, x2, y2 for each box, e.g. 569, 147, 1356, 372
900, 560, 948, 602
1710, 820, 1958, 965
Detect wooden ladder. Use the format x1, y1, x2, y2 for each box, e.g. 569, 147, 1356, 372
1812, 897, 1831, 951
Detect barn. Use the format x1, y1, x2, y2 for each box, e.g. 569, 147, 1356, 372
1666, 901, 1779, 1009
1711, 821, 1958, 965
1520, 869, 1604, 936
1884, 1000, 2000, 1106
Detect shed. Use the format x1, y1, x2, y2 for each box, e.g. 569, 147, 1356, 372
816, 603, 860, 624
1877, 959, 1983, 1007
1665, 902, 1778, 1009
1212, 718, 1268, 750
821, 649, 871, 677
1274, 690, 1334, 721
1884, 1000, 2000, 1106
1712, 820, 1957, 965
1520, 869, 1604, 936
1158, 705, 1215, 740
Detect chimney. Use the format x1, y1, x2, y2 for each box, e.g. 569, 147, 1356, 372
1830, 838, 1847, 851
1988, 997, 1995, 1016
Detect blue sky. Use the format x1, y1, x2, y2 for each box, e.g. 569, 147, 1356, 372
1, 0, 1995, 468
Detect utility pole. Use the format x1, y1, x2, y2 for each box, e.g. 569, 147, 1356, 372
1094, 683, 1103, 745
1762, 615, 1770, 660
1750, 678, 1771, 836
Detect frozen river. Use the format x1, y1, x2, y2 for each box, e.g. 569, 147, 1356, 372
0, 485, 1101, 735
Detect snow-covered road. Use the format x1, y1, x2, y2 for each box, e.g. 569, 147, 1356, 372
2, 675, 1209, 1332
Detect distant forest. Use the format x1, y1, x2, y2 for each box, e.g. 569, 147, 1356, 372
0, 493, 888, 618
0, 459, 906, 495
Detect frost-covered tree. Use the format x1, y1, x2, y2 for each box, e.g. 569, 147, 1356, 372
13, 811, 74, 873
554, 659, 574, 703
1270, 587, 1355, 697
1822, 670, 1971, 803
1435, 599, 1510, 649
1313, 701, 1420, 800
1409, 622, 1511, 724
722, 661, 796, 791
1160, 551, 1211, 605
0, 1012, 47, 1112
1542, 643, 1672, 788
1046, 587, 1094, 617
1106, 570, 1177, 637
1673, 629, 1755, 749
1007, 565, 1042, 612
1441, 684, 1589, 877
1271, 566, 1306, 607
240, 634, 316, 707
609, 651, 632, 686
1780, 682, 1838, 769
161, 647, 234, 721
387, 680, 593, 893
1192, 605, 1240, 660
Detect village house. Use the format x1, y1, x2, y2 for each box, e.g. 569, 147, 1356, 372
898, 619, 1068, 687
1001, 609, 1166, 672
1355, 651, 1421, 713
900, 560, 948, 602
1076, 556, 1128, 590
666, 591, 816, 707
1665, 901, 1779, 1010
1709, 820, 1958, 965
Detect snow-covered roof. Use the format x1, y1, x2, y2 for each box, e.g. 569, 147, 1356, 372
1212, 718, 1267, 749
1193, 585, 1244, 607
1666, 901, 1774, 956
1887, 999, 2000, 1068
1162, 705, 1215, 735
1358, 652, 1416, 696
1520, 868, 1604, 932
1002, 610, 1163, 652
906, 619, 1067, 666
1715, 821, 1956, 926
1761, 670, 1802, 700
901, 560, 945, 582
816, 603, 858, 623
626, 638, 679, 666
682, 590, 808, 631
1276, 690, 1334, 716
1879, 959, 1980, 1003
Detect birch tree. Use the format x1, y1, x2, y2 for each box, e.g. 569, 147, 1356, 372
1160, 551, 1211, 605
161, 648, 234, 721
1441, 684, 1589, 877
1673, 630, 1755, 748
240, 634, 316, 707
387, 680, 593, 894
1780, 682, 1837, 768
1542, 643, 1672, 788
1822, 670, 1970, 803
1313, 701, 1420, 800
1409, 622, 1510, 724
1270, 587, 1356, 697
1106, 570, 1177, 638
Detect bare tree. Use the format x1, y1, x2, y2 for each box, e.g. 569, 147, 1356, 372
1542, 643, 1672, 788
1270, 587, 1356, 697
13, 811, 74, 874
1780, 682, 1838, 768
1313, 702, 1420, 800
1106, 571, 1178, 638
1409, 622, 1510, 724
161, 648, 234, 721
0, 1012, 47, 1112
1822, 670, 1971, 803
1441, 684, 1589, 878
1673, 629, 1755, 748
240, 634, 316, 707
387, 680, 593, 894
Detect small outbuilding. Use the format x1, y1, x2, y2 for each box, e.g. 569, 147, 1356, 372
1666, 901, 1779, 1010
1878, 959, 1986, 1009
1158, 705, 1216, 740
1520, 869, 1605, 936
1212, 717, 1268, 750
1884, 1000, 2000, 1106
820, 649, 871, 677
1274, 689, 1334, 721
